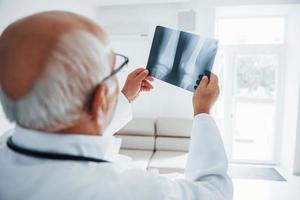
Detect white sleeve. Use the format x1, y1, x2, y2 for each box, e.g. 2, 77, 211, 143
103, 92, 132, 136
156, 113, 233, 200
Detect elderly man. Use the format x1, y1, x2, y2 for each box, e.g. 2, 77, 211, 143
0, 11, 232, 200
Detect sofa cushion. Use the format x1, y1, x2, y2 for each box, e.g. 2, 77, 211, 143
155, 137, 190, 152
119, 149, 153, 169
117, 118, 155, 136
117, 135, 155, 150
148, 151, 188, 173
156, 118, 193, 137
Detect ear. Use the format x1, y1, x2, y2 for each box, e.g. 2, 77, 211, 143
90, 83, 108, 120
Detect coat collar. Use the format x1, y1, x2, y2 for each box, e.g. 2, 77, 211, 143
10, 125, 122, 162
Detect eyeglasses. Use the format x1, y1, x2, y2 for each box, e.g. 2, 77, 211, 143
83, 53, 129, 110
100, 53, 129, 83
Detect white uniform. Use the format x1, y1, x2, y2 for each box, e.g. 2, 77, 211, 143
0, 93, 233, 200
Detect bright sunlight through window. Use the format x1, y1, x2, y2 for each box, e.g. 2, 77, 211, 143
216, 16, 285, 163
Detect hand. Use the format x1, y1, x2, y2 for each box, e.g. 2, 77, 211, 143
193, 73, 220, 115
122, 68, 154, 102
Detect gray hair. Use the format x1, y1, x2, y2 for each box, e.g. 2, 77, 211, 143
0, 30, 112, 131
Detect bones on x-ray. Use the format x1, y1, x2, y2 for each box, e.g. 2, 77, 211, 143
147, 26, 218, 92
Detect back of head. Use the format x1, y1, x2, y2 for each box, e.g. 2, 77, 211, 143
0, 11, 113, 131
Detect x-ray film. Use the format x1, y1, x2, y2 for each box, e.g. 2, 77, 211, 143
146, 26, 218, 92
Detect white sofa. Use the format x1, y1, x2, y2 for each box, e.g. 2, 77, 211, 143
116, 117, 193, 173
116, 118, 287, 182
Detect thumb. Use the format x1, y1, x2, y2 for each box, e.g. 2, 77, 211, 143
135, 69, 149, 83
198, 76, 209, 90
129, 68, 145, 78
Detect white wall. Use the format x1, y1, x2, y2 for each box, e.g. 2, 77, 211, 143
0, 0, 100, 31
279, 6, 300, 174
294, 76, 300, 175
215, 0, 300, 5
99, 0, 216, 119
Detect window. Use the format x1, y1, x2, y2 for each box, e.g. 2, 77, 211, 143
217, 17, 285, 45
235, 55, 277, 99
215, 16, 285, 164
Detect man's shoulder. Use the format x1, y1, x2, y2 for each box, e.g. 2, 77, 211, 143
47, 164, 164, 200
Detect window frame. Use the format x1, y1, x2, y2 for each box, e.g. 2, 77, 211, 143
215, 16, 287, 165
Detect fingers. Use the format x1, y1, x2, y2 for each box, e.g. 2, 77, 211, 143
197, 75, 209, 90
128, 68, 145, 78
141, 79, 153, 91
142, 79, 153, 88
207, 73, 219, 89
141, 86, 152, 92
128, 68, 154, 83
145, 76, 154, 82
135, 69, 149, 82
209, 73, 218, 83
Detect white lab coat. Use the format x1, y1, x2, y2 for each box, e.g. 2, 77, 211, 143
0, 93, 233, 200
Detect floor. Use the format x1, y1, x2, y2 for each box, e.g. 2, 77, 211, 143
232, 169, 300, 200
157, 165, 300, 200
121, 149, 300, 200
